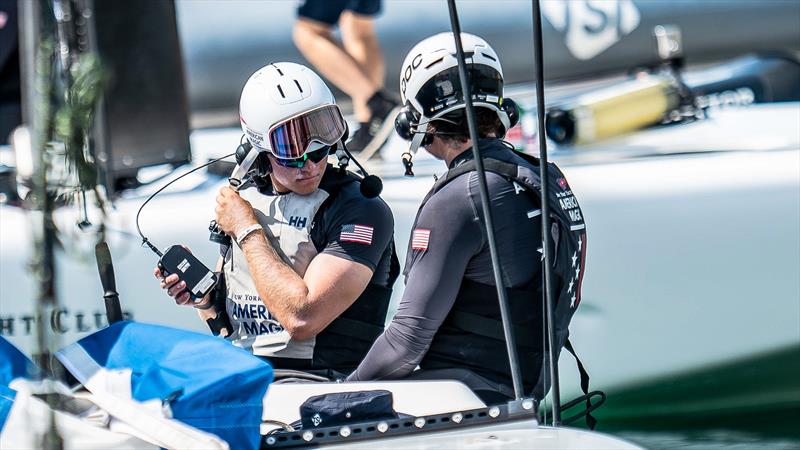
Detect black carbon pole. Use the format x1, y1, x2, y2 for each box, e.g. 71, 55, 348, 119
446, 0, 524, 400
531, 0, 562, 425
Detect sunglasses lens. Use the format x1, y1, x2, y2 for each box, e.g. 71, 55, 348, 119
307, 145, 332, 163
274, 145, 331, 168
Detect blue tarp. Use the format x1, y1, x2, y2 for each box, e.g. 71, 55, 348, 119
56, 321, 273, 450
0, 385, 14, 434
0, 337, 36, 433
0, 337, 37, 387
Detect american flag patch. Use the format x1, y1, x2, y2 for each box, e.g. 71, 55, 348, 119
411, 229, 431, 250
340, 224, 373, 245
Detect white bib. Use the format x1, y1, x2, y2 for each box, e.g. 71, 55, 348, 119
223, 186, 329, 359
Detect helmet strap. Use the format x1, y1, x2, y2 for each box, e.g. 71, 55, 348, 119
408, 121, 429, 155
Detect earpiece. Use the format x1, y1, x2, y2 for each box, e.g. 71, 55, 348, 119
235, 139, 272, 176
394, 105, 434, 147
501, 98, 520, 130
394, 105, 416, 141
493, 98, 520, 139
234, 141, 252, 164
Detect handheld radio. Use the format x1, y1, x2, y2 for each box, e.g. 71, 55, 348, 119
157, 245, 218, 300
136, 152, 237, 302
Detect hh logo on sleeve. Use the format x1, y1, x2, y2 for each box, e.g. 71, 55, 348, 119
340, 224, 373, 245
411, 229, 431, 251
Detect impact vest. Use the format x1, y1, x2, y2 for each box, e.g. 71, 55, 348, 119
415, 149, 587, 400
223, 167, 398, 372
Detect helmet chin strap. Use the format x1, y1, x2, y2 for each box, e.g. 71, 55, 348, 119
408, 121, 429, 155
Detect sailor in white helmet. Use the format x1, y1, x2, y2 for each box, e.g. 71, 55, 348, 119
348, 34, 588, 404
156, 62, 398, 377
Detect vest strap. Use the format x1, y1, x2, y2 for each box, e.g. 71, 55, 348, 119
449, 310, 536, 347
564, 339, 597, 430
323, 316, 385, 343
321, 283, 392, 343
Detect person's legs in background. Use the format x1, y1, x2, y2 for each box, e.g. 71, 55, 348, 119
293, 8, 376, 123
293, 0, 398, 157
340, 11, 384, 101
338, 8, 399, 156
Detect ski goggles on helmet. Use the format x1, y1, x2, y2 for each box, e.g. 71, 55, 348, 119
268, 104, 347, 159
272, 144, 333, 168
415, 64, 503, 118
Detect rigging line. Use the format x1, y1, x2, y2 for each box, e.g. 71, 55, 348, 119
541, 267, 548, 425
531, 0, 562, 425
135, 153, 235, 256
445, 0, 525, 400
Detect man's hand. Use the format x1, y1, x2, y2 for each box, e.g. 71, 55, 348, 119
154, 266, 193, 306
215, 186, 259, 239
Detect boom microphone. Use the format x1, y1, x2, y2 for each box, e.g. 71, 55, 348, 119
95, 242, 123, 324
359, 174, 383, 198
339, 141, 383, 198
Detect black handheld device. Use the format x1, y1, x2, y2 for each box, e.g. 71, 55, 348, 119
157, 245, 218, 300
135, 153, 234, 302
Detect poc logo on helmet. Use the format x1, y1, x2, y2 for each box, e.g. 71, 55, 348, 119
400, 53, 423, 97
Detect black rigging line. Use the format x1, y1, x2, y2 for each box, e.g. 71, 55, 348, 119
531, 0, 562, 425
445, 0, 525, 400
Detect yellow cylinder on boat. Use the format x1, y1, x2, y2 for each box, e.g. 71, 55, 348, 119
545, 75, 680, 145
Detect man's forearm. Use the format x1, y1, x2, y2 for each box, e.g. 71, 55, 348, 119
239, 231, 312, 331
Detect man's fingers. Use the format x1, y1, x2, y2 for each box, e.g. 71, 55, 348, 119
160, 274, 180, 289
167, 280, 186, 297
175, 291, 191, 305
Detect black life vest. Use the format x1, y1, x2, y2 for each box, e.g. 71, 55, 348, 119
218, 167, 399, 372
417, 150, 587, 400
307, 169, 400, 372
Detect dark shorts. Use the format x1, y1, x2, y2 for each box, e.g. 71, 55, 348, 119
297, 0, 381, 26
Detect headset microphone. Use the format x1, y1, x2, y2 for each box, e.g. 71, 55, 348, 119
336, 139, 383, 198
359, 173, 383, 198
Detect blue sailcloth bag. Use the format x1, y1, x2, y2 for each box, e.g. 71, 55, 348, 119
56, 321, 273, 450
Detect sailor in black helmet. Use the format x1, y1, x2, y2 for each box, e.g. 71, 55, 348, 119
155, 62, 398, 376
348, 33, 588, 404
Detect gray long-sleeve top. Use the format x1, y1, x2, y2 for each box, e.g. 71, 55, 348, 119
348, 141, 541, 381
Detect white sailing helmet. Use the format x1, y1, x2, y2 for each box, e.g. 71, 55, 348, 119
239, 62, 347, 160
399, 32, 509, 127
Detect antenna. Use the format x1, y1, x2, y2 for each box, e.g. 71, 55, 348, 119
445, 0, 525, 400
531, 0, 562, 425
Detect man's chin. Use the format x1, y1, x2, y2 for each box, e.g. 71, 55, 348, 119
292, 176, 322, 194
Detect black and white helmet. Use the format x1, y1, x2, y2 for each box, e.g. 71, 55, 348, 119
399, 32, 511, 130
